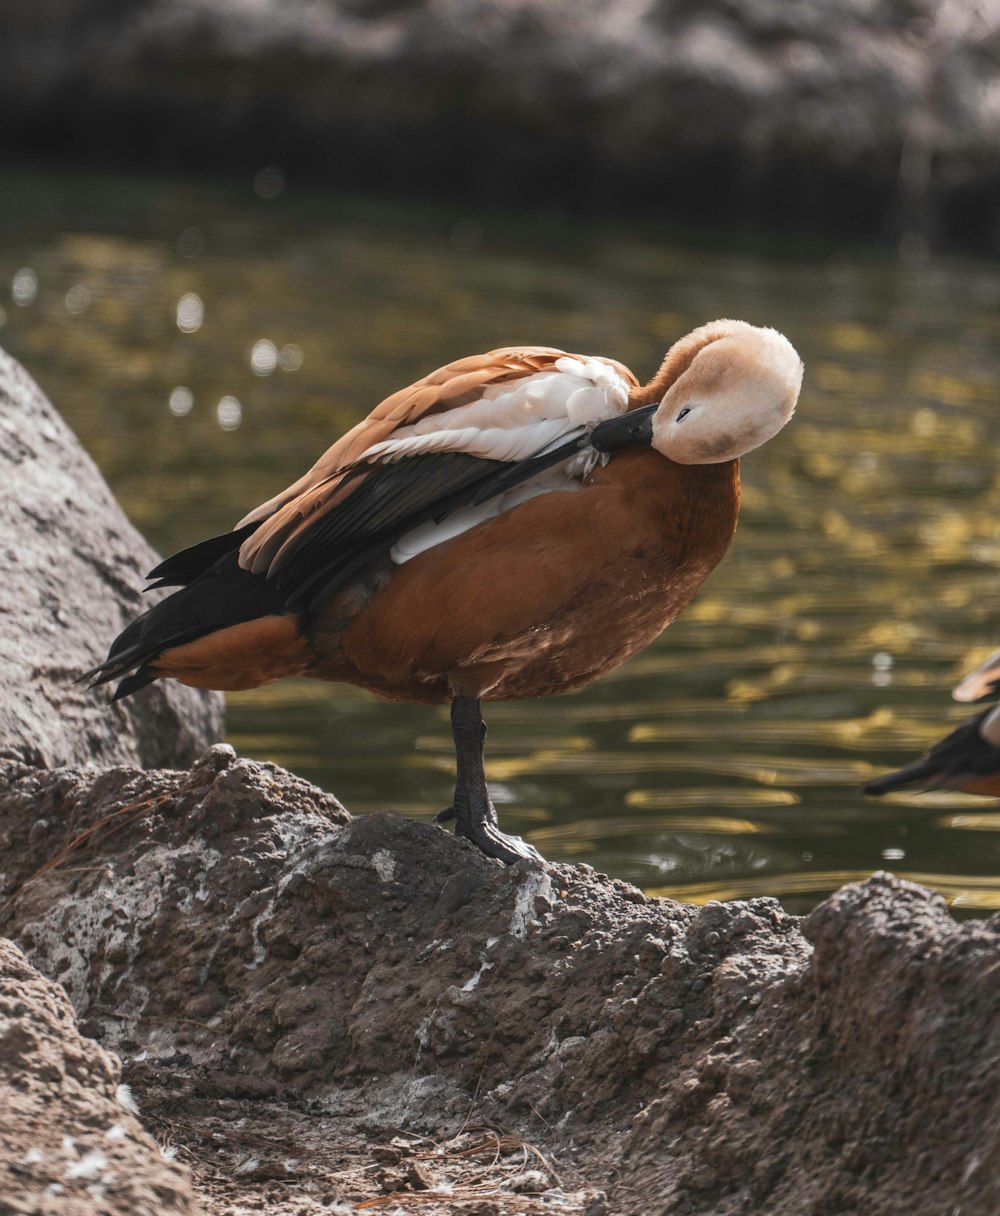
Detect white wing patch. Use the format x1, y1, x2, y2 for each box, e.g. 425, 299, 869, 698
390, 472, 577, 564
364, 360, 629, 464
378, 358, 631, 565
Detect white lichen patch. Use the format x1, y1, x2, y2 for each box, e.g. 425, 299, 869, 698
415, 938, 453, 962
371, 849, 396, 883
247, 889, 279, 969
460, 957, 494, 993
357, 1073, 464, 1129
415, 1012, 434, 1051
240, 821, 346, 969
510, 869, 554, 940
174, 843, 221, 912
18, 838, 219, 1021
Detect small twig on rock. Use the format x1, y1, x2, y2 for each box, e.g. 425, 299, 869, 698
1, 793, 170, 918
456, 1062, 487, 1136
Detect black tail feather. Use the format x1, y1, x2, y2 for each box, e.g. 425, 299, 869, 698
863, 756, 942, 796
146, 522, 258, 587
82, 615, 153, 685
110, 666, 157, 700
87, 549, 293, 701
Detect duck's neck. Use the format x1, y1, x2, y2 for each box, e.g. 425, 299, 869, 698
599, 449, 740, 570
631, 321, 736, 407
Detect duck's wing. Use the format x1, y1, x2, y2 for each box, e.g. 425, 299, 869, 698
864, 703, 1000, 796
953, 646, 1000, 703
240, 347, 632, 521
228, 347, 636, 607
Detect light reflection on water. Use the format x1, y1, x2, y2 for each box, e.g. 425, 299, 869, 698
4, 168, 1000, 915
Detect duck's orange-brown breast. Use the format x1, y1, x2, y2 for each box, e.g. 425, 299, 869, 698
305, 449, 740, 704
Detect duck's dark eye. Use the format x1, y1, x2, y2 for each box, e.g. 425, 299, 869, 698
676, 407, 691, 421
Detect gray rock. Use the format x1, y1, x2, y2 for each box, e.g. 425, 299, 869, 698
1, 748, 998, 1214
0, 936, 196, 1215
0, 344, 223, 770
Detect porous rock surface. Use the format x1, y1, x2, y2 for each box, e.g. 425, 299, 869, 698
1, 746, 998, 1215
0, 345, 223, 771
4, 0, 1000, 244
0, 937, 196, 1215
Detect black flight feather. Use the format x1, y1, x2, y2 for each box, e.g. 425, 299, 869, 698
146, 521, 259, 588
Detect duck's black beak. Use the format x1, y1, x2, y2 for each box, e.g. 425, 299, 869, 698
590, 404, 656, 454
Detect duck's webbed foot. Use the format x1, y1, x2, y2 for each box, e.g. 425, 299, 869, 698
451, 792, 543, 863
444, 695, 544, 865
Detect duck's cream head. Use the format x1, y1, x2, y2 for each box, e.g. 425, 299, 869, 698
647, 320, 803, 464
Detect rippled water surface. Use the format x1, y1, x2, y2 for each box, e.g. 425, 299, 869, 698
5, 168, 1000, 915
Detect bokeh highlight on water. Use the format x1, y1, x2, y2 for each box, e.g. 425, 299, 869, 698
4, 168, 1000, 915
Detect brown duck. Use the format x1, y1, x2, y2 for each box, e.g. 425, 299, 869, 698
89, 319, 803, 862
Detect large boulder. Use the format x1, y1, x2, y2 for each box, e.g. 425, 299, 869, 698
0, 345, 223, 770
0, 937, 196, 1215
1, 747, 998, 1215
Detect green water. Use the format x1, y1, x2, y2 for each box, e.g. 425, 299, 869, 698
5, 167, 1000, 914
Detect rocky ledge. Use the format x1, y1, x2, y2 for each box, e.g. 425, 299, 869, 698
2, 747, 999, 1215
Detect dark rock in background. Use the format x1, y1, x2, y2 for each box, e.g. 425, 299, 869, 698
0, 345, 223, 770
3, 0, 1000, 245
2, 746, 998, 1214
0, 937, 196, 1214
